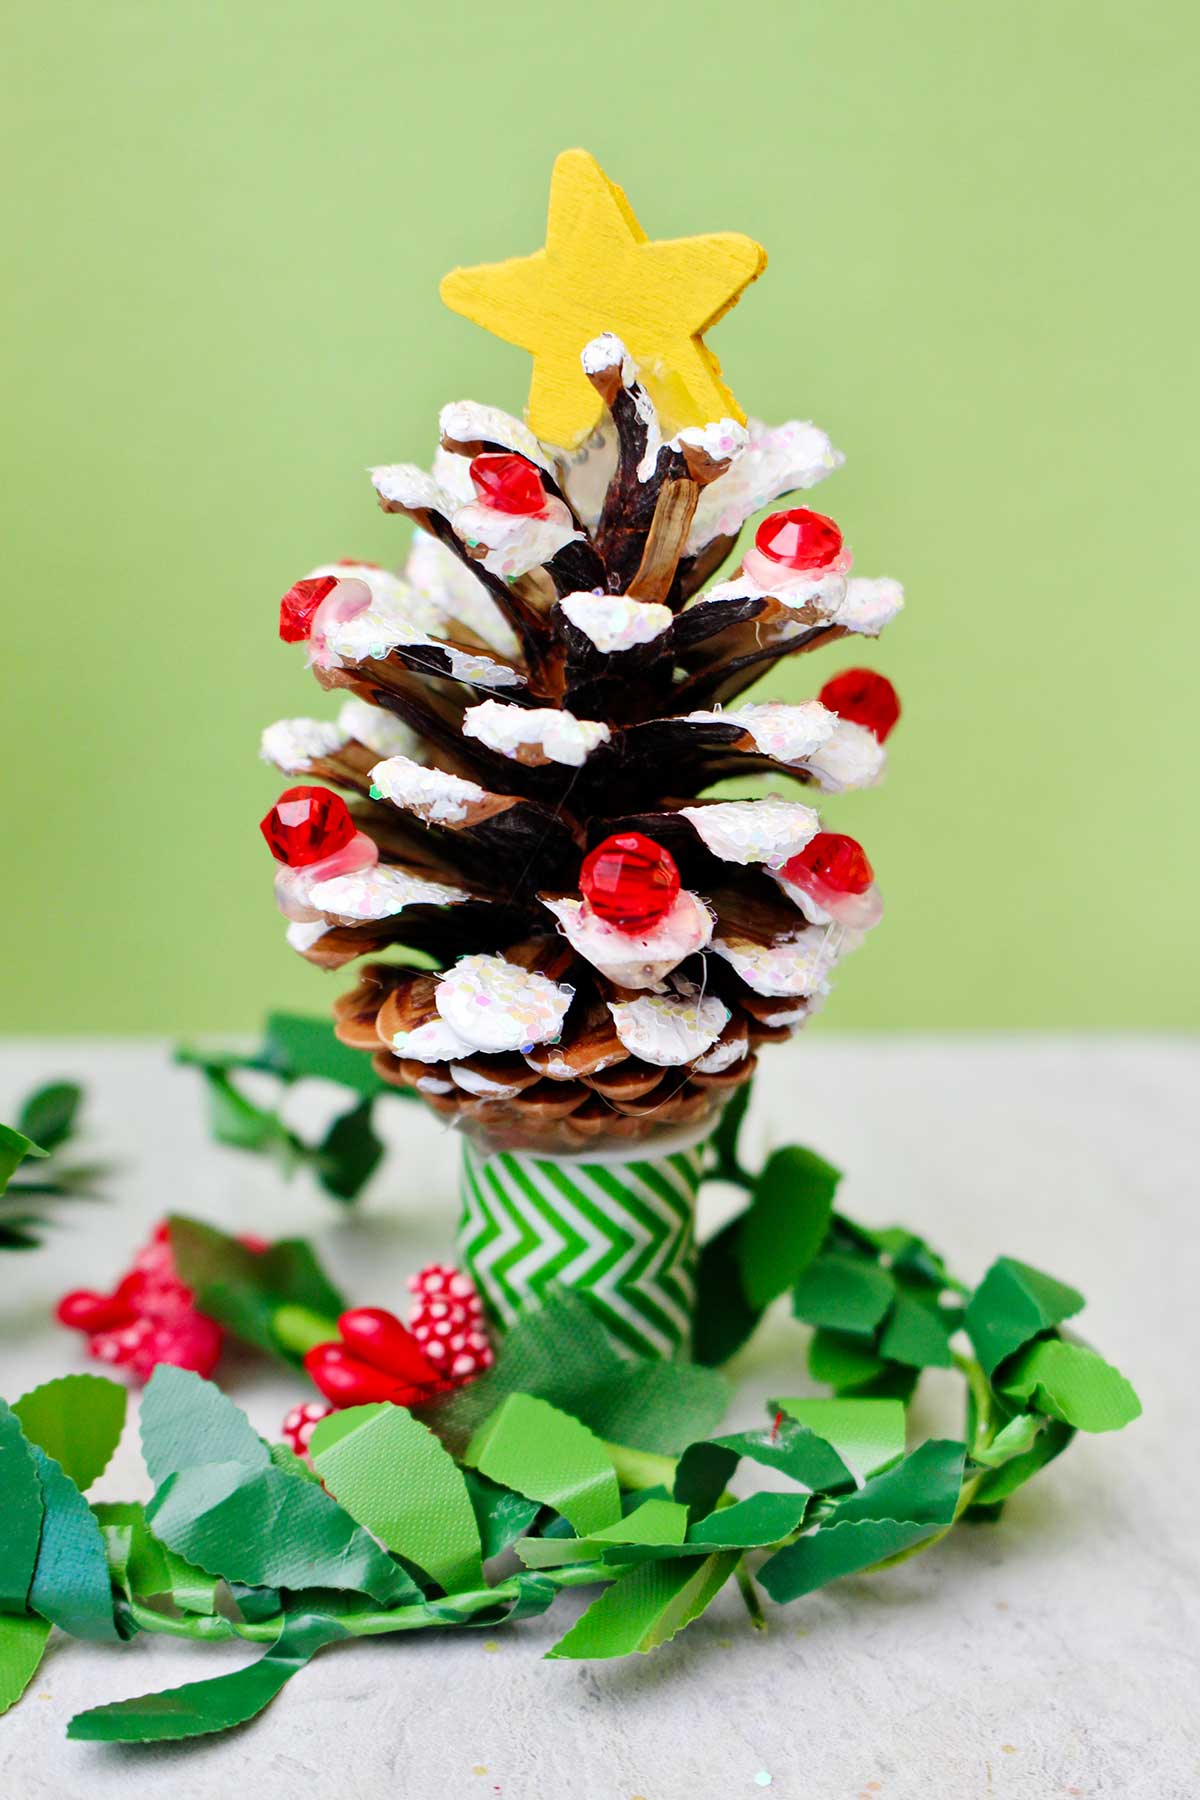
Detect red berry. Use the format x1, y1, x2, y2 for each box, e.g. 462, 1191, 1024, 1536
282, 1400, 334, 1456
259, 786, 356, 867
406, 1265, 492, 1386
781, 832, 873, 897
303, 1342, 436, 1408
754, 507, 843, 572
579, 833, 681, 934
337, 1307, 442, 1386
818, 668, 901, 743
56, 1289, 133, 1332
279, 575, 338, 643
469, 453, 546, 516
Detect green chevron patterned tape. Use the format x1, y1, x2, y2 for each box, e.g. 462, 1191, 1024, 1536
458, 1140, 703, 1361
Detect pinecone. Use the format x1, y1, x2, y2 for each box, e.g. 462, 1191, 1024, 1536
260, 335, 903, 1154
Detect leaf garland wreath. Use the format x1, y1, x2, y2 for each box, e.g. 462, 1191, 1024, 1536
0, 1092, 1140, 1746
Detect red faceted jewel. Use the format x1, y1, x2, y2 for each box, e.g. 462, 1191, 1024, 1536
260, 786, 356, 867
754, 507, 843, 571
782, 832, 874, 897
469, 453, 547, 516
818, 667, 901, 743
279, 575, 338, 643
580, 832, 681, 933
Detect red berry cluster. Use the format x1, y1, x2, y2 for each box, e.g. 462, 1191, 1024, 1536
406, 1264, 494, 1381
56, 1222, 239, 1381
281, 1399, 335, 1457
302, 1270, 491, 1412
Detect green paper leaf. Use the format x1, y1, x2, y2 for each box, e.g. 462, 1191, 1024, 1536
14, 1374, 126, 1492
831, 1437, 965, 1529
592, 1497, 688, 1544
759, 1439, 965, 1602
691, 1217, 761, 1367
792, 1253, 896, 1335
965, 1257, 1085, 1378
16, 1083, 82, 1154
1000, 1339, 1141, 1433
27, 1445, 119, 1640
0, 1123, 47, 1193
147, 1459, 418, 1605
807, 1328, 889, 1392
311, 1404, 483, 1593
971, 1419, 1074, 1506
313, 1099, 384, 1201
0, 1614, 51, 1717
564, 1359, 729, 1456
517, 1498, 689, 1570
685, 1490, 811, 1549
462, 1469, 541, 1561
140, 1366, 270, 1486
738, 1145, 839, 1309
771, 1397, 907, 1483
674, 1420, 854, 1520
0, 1402, 43, 1612
547, 1551, 739, 1659
760, 1515, 939, 1602
67, 1611, 348, 1743
466, 1394, 621, 1537
199, 1067, 299, 1158
972, 1411, 1044, 1468
878, 1291, 954, 1369
262, 1011, 392, 1097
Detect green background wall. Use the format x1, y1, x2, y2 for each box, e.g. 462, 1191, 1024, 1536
4, 0, 1196, 1033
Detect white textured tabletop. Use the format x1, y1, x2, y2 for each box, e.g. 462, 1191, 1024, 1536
0, 1037, 1196, 1800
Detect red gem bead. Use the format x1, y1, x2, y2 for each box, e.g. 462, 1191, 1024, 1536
782, 832, 874, 897
818, 668, 901, 743
469, 453, 547, 516
279, 575, 338, 643
579, 832, 681, 933
754, 507, 843, 571
260, 786, 356, 867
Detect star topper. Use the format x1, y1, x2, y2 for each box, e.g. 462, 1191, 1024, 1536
440, 149, 767, 449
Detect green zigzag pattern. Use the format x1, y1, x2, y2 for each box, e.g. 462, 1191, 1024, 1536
459, 1141, 702, 1361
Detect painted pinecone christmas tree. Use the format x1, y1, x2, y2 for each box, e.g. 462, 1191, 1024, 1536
260, 333, 903, 1154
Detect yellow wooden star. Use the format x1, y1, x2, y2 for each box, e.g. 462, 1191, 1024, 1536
439, 148, 767, 449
